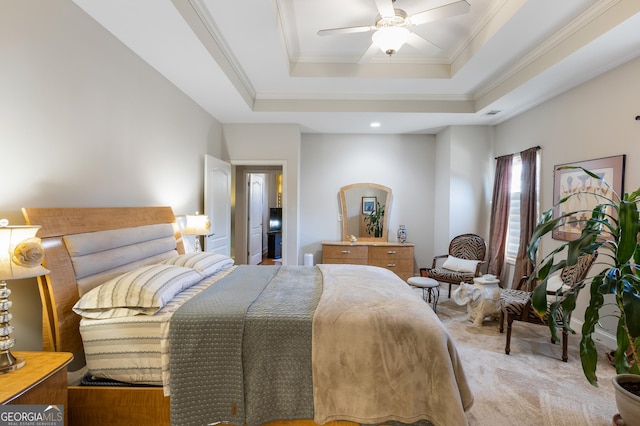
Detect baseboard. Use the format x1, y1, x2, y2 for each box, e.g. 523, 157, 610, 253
570, 318, 616, 350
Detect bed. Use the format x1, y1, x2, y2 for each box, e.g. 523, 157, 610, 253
22, 207, 473, 426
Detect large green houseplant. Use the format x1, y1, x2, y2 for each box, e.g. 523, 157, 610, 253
526, 167, 639, 393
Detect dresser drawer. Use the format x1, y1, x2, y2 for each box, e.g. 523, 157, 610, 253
322, 245, 368, 262
368, 246, 414, 259
368, 258, 414, 273
322, 257, 369, 265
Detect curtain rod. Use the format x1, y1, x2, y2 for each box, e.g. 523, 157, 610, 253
495, 145, 540, 160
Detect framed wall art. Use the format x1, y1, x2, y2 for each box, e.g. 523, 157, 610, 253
362, 196, 377, 214
552, 155, 625, 241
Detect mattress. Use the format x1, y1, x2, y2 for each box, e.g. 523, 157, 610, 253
78, 265, 236, 395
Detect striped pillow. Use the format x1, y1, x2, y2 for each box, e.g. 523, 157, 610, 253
161, 252, 234, 277
73, 264, 202, 319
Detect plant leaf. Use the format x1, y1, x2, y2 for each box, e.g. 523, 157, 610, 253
623, 290, 640, 338
615, 318, 631, 373
580, 273, 606, 386
531, 282, 548, 316
601, 268, 620, 294
617, 199, 640, 264
546, 300, 562, 342
580, 334, 599, 386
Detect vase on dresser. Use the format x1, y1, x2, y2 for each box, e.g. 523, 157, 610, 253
397, 225, 407, 243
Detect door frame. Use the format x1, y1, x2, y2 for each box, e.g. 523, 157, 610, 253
232, 160, 286, 265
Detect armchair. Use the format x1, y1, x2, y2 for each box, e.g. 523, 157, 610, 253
422, 234, 486, 298
499, 252, 597, 362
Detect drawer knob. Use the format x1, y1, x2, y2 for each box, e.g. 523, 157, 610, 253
341, 250, 351, 254
387, 263, 396, 267
387, 250, 397, 254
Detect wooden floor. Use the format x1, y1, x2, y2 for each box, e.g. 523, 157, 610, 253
261, 252, 282, 266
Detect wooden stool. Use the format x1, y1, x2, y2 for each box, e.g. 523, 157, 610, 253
408, 277, 440, 312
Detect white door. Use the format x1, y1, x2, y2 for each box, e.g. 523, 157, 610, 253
204, 155, 231, 256
248, 174, 264, 265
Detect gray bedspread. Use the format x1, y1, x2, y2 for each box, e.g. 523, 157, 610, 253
168, 264, 469, 426
168, 265, 321, 426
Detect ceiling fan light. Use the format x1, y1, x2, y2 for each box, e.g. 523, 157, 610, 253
372, 26, 410, 56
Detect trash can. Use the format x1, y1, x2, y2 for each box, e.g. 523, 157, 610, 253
303, 253, 314, 266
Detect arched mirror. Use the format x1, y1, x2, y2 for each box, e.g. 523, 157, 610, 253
340, 183, 392, 242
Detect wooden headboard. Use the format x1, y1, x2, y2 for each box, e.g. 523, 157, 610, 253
22, 207, 184, 370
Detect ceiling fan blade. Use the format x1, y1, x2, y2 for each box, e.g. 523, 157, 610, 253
318, 25, 374, 36
373, 0, 395, 18
409, 0, 470, 26
358, 42, 380, 64
406, 32, 440, 51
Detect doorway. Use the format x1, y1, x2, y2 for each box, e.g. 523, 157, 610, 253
233, 165, 283, 265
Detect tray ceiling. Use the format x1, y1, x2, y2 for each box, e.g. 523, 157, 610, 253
72, 0, 640, 134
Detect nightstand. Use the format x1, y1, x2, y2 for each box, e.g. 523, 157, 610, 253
0, 351, 73, 421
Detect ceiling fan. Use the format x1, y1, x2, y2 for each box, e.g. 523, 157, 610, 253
317, 0, 470, 63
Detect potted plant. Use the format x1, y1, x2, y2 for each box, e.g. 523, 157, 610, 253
364, 202, 385, 238
526, 166, 640, 424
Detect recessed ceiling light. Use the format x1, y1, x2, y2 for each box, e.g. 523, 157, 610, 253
370, 122, 381, 128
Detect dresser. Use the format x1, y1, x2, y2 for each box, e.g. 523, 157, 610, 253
322, 241, 415, 281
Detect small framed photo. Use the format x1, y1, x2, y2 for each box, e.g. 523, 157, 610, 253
362, 196, 377, 214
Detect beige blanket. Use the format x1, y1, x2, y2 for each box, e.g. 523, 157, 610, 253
313, 264, 474, 426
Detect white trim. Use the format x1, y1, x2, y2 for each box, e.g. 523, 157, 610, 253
570, 318, 616, 351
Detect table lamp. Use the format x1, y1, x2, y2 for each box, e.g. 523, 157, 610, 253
0, 219, 49, 374
182, 213, 211, 252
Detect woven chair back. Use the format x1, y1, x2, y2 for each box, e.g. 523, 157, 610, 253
449, 234, 486, 261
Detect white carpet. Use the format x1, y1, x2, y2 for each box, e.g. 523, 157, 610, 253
429, 291, 618, 426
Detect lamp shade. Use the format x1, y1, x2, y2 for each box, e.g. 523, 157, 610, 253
183, 214, 210, 236
0, 224, 49, 281
372, 26, 410, 55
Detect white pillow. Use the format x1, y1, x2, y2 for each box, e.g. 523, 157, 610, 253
442, 256, 480, 273
546, 273, 571, 303
161, 252, 234, 277
73, 264, 202, 319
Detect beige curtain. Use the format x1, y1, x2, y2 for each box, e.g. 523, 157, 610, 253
511, 147, 539, 288
487, 155, 513, 283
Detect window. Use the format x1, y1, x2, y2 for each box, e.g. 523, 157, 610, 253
505, 154, 522, 262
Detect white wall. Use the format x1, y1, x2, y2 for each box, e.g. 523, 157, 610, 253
434, 129, 452, 255
434, 126, 493, 258
449, 126, 494, 242
1, 0, 222, 350
494, 55, 640, 347
299, 134, 437, 272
